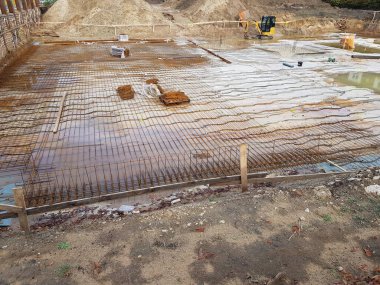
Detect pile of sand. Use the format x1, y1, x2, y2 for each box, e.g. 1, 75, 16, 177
164, 0, 335, 21
174, 0, 246, 22
43, 0, 171, 38
41, 0, 378, 39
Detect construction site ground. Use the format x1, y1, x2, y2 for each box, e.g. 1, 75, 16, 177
0, 171, 379, 285
1, 35, 380, 209
1, 0, 380, 283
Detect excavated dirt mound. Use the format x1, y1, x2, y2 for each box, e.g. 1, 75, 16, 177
42, 0, 379, 39
43, 0, 171, 38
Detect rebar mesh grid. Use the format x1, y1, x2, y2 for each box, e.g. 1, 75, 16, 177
0, 8, 40, 61
1, 41, 380, 207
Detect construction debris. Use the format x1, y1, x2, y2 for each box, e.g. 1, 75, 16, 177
146, 78, 159, 85
118, 34, 129, 42
117, 85, 135, 100
283, 62, 294, 68
159, 91, 190, 106
365, 185, 380, 196
111, 46, 130, 58
145, 78, 190, 105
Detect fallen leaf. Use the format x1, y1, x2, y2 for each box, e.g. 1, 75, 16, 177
93, 261, 102, 274
363, 246, 373, 257
292, 225, 300, 234
198, 248, 214, 260
195, 227, 205, 233
359, 264, 369, 272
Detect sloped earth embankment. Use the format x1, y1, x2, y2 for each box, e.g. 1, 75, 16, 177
38, 0, 380, 39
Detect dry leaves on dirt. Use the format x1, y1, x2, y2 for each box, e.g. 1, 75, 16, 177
195, 227, 205, 233
197, 248, 215, 260
363, 246, 373, 257
92, 261, 102, 275
292, 225, 300, 234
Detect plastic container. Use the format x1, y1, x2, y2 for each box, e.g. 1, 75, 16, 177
118, 34, 129, 42
340, 33, 355, 50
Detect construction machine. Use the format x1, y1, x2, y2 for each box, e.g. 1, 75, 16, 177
239, 10, 276, 40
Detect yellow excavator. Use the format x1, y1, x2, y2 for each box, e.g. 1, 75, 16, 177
239, 10, 276, 40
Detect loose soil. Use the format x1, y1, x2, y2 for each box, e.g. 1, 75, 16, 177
40, 0, 380, 40
1, 173, 379, 285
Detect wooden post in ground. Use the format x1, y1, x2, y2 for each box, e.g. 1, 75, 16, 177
13, 187, 30, 233
0, 1, 10, 53
15, 0, 22, 11
240, 144, 248, 192
5, 0, 15, 13
25, 0, 32, 9
0, 0, 7, 13
21, 0, 27, 10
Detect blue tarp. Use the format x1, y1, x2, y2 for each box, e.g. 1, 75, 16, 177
0, 182, 15, 227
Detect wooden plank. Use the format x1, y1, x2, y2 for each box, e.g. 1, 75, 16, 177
249, 172, 353, 185
53, 92, 67, 133
13, 187, 29, 233
0, 171, 352, 221
327, 159, 347, 172
0, 204, 23, 213
0, 211, 17, 219
22, 172, 268, 216
188, 40, 232, 64
240, 144, 248, 192
351, 55, 380, 59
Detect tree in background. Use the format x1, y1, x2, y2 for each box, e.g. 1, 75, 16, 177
323, 0, 380, 10
43, 0, 57, 6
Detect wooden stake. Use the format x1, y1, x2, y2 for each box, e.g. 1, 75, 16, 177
13, 187, 29, 233
240, 144, 248, 192
5, 0, 15, 13
0, 0, 7, 14
15, 0, 23, 11
21, 0, 28, 10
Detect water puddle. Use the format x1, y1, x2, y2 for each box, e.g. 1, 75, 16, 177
320, 42, 380, 54
334, 72, 380, 94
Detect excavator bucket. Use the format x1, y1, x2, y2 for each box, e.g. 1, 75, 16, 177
239, 10, 250, 29
239, 10, 250, 21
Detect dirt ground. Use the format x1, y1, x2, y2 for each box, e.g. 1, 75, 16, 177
1, 170, 379, 285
